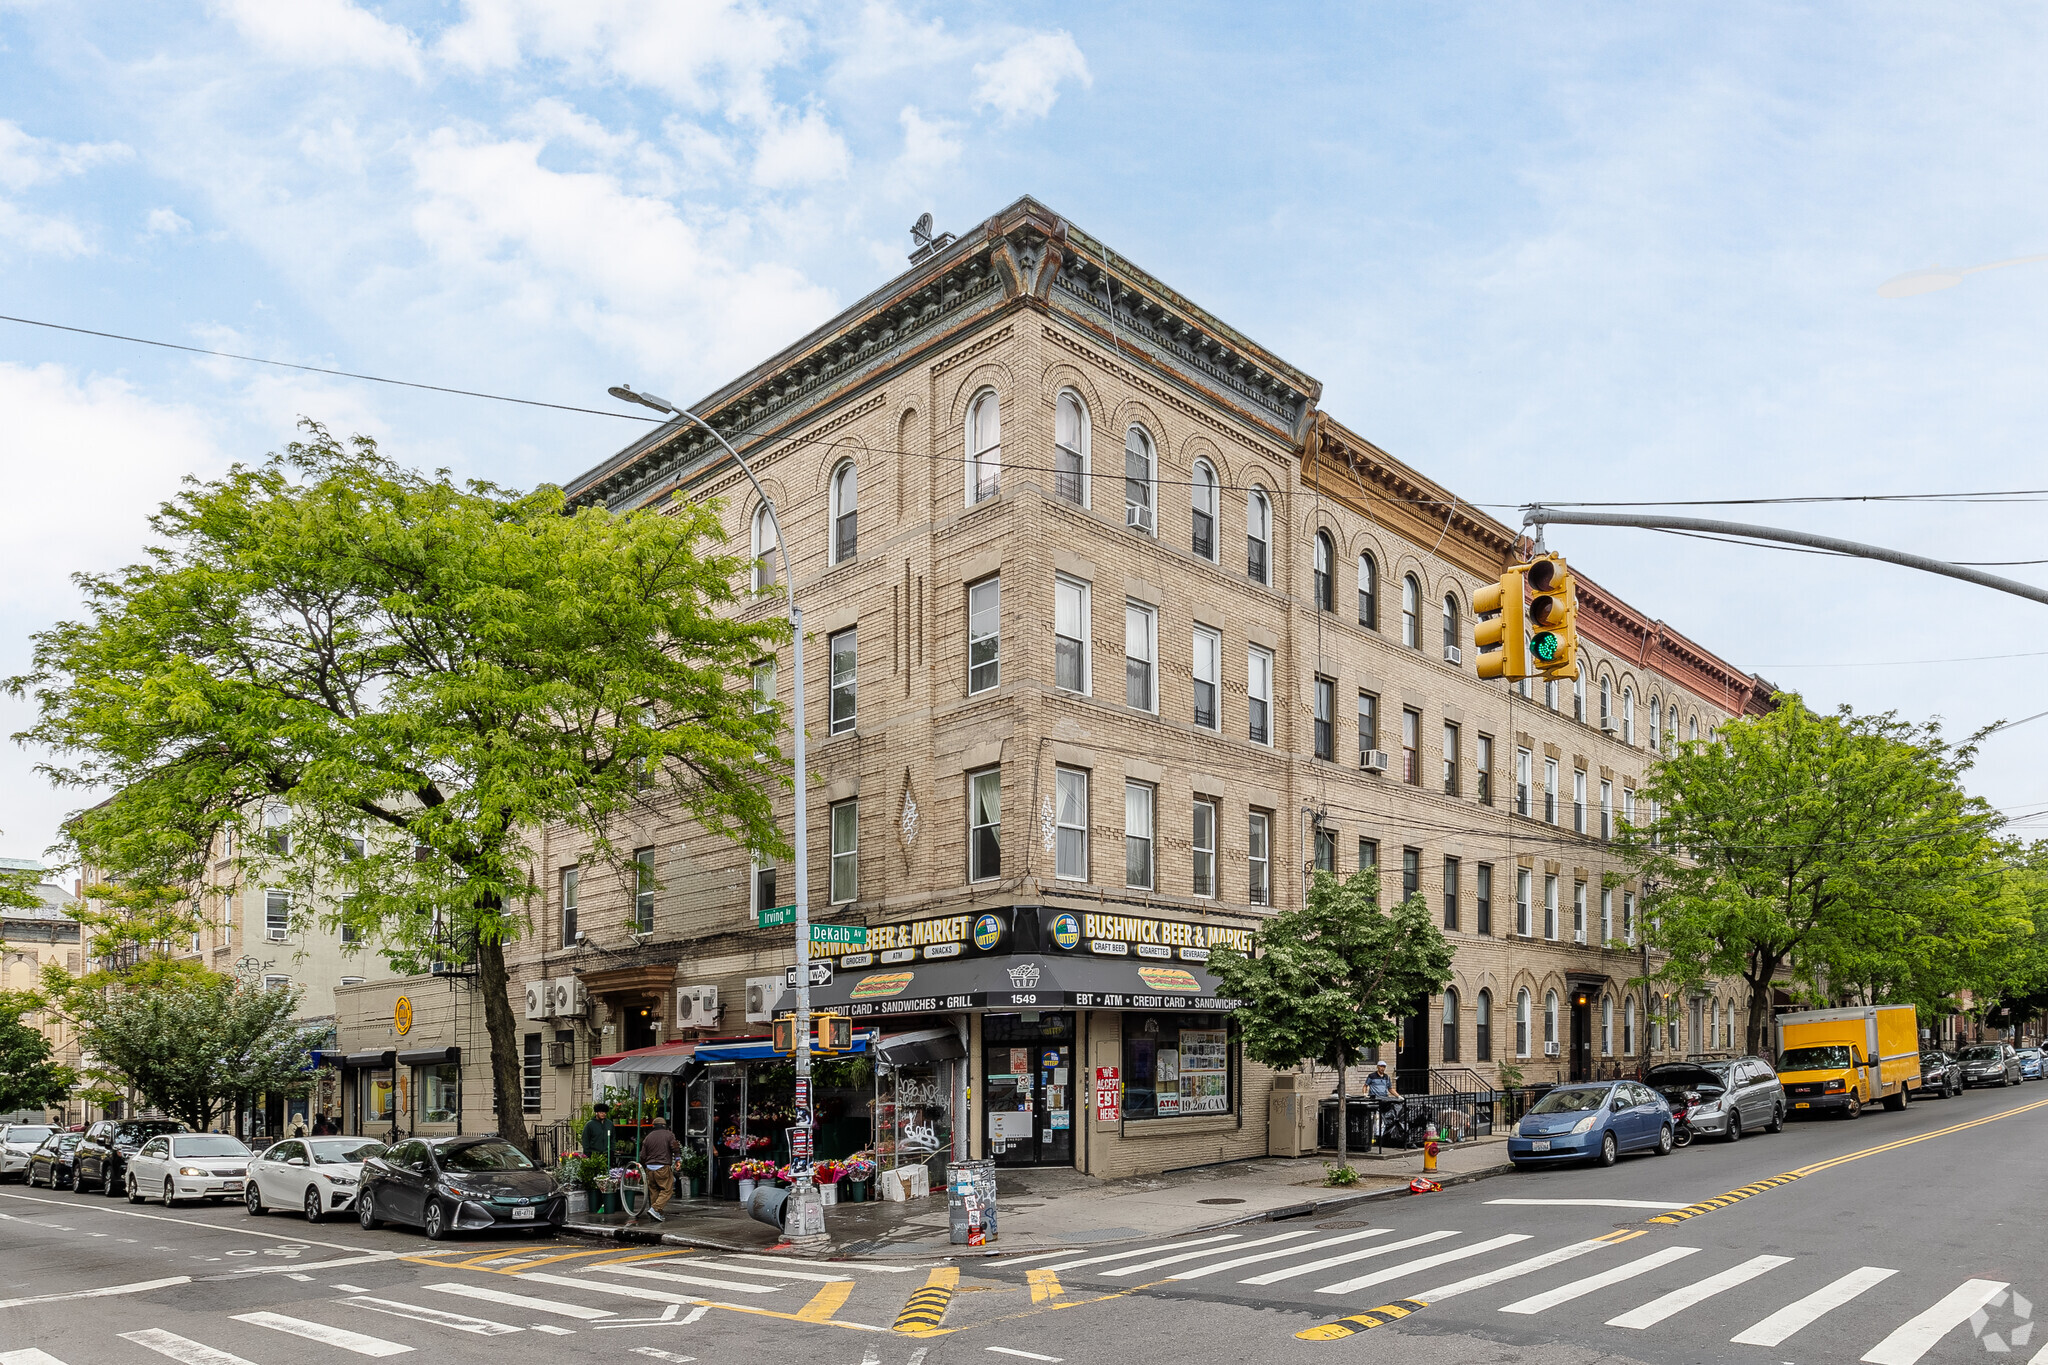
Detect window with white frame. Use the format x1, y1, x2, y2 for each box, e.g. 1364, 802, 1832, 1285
1622, 687, 1635, 744
1358, 690, 1379, 764
1601, 994, 1614, 1055
1599, 675, 1612, 728
1600, 886, 1613, 944
1516, 868, 1532, 936
1401, 708, 1421, 784
1600, 778, 1613, 839
1401, 574, 1421, 648
1193, 626, 1221, 731
263, 973, 290, 991
1623, 787, 1636, 830
1055, 576, 1090, 693
1190, 458, 1217, 558
967, 577, 1000, 694
1124, 781, 1155, 889
1622, 888, 1636, 944
1545, 678, 1558, 712
1543, 756, 1559, 823
1516, 746, 1532, 815
1055, 768, 1089, 882
1314, 677, 1335, 761
1545, 990, 1559, 1052
967, 390, 1001, 503
1358, 552, 1378, 628
1573, 879, 1587, 944
1476, 988, 1493, 1060
264, 890, 290, 942
1442, 721, 1460, 795
828, 628, 857, 733
1124, 602, 1157, 711
967, 768, 1001, 881
1124, 425, 1156, 534
561, 867, 579, 947
1516, 987, 1531, 1057
1573, 768, 1586, 832
752, 659, 776, 714
1247, 646, 1273, 744
633, 846, 656, 932
1441, 593, 1459, 656
752, 858, 777, 918
1313, 532, 1334, 611
1647, 694, 1660, 749
1667, 703, 1679, 753
1544, 873, 1558, 940
829, 460, 858, 563
751, 504, 777, 590
1192, 798, 1217, 898
1248, 810, 1271, 906
1246, 487, 1271, 584
829, 800, 858, 903
1054, 389, 1088, 506
1573, 670, 1585, 721
1624, 995, 1637, 1054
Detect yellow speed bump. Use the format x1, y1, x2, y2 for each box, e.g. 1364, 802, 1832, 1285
894, 1266, 960, 1336
1296, 1297, 1428, 1340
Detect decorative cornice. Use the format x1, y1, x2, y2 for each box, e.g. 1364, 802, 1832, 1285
1307, 415, 1522, 581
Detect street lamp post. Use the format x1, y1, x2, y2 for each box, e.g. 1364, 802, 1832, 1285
607, 385, 826, 1248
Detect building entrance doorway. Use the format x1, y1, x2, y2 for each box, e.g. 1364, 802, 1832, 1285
982, 1012, 1074, 1167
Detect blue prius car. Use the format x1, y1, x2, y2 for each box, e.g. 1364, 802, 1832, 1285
1508, 1080, 1676, 1168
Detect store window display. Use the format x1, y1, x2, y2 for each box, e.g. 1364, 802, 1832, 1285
1121, 1014, 1233, 1119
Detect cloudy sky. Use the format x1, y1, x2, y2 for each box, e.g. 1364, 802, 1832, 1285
3, 1, 2046, 864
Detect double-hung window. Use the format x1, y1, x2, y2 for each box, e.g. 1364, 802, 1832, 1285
1543, 873, 1558, 940
752, 859, 777, 918
633, 846, 656, 932
1192, 799, 1217, 898
1402, 847, 1420, 900
1442, 856, 1460, 930
751, 505, 777, 590
1543, 756, 1559, 823
1515, 747, 1532, 816
1313, 677, 1335, 761
1601, 887, 1613, 943
1055, 768, 1089, 881
1442, 594, 1459, 657
1055, 576, 1090, 693
1124, 602, 1157, 711
967, 577, 1000, 694
1573, 879, 1587, 944
968, 391, 1000, 503
1357, 553, 1378, 628
1248, 647, 1273, 745
968, 769, 1001, 881
1054, 390, 1088, 505
1358, 691, 1379, 765
1623, 889, 1636, 945
1401, 575, 1421, 648
1516, 868, 1532, 936
560, 867, 579, 948
1246, 488, 1271, 584
1248, 811, 1270, 906
830, 461, 858, 563
1313, 826, 1336, 874
1313, 532, 1334, 611
828, 628, 857, 733
264, 890, 291, 942
1124, 425, 1156, 534
1401, 708, 1421, 785
1600, 779, 1613, 839
1476, 734, 1493, 804
1573, 769, 1587, 833
829, 801, 858, 903
1124, 782, 1155, 890
1442, 721, 1460, 795
1192, 627, 1221, 731
1358, 837, 1379, 874
1190, 459, 1217, 558
1476, 864, 1493, 934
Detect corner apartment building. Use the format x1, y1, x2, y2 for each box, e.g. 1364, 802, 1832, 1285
1, 860, 85, 1123
346, 198, 1771, 1174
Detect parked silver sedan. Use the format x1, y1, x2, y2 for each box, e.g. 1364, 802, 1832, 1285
246, 1136, 387, 1222
125, 1132, 252, 1205
1644, 1056, 1786, 1141
0, 1124, 56, 1181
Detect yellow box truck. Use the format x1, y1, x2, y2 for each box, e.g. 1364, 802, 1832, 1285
1775, 1004, 1920, 1118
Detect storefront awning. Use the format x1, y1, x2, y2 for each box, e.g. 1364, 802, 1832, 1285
397, 1046, 460, 1067
804, 954, 1244, 1018
590, 1040, 696, 1075
341, 1049, 396, 1068
878, 1027, 966, 1066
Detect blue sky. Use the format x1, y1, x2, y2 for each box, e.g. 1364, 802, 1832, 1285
4, 1, 2047, 862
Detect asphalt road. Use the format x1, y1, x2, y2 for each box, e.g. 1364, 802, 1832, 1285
2, 1081, 2043, 1365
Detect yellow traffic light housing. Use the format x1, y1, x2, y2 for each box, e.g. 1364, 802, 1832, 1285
1528, 553, 1580, 680
1472, 563, 1529, 681
771, 1015, 798, 1054
815, 1013, 853, 1054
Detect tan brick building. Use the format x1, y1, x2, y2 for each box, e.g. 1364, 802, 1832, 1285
368, 198, 1773, 1178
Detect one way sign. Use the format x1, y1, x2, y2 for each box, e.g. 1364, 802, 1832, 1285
783, 960, 834, 989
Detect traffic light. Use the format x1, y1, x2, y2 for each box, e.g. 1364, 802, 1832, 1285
1527, 553, 1580, 680
815, 1013, 853, 1054
1472, 563, 1530, 681
771, 1015, 798, 1054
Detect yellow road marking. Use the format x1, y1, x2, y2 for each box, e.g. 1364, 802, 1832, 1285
589, 1249, 696, 1267
797, 1280, 856, 1323
1297, 1298, 1428, 1340
894, 1266, 961, 1336
1649, 1095, 2048, 1224
1026, 1268, 1064, 1303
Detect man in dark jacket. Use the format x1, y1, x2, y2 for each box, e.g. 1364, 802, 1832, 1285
638, 1118, 682, 1220
580, 1104, 613, 1165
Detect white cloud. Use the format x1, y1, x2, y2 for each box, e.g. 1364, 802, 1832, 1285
897, 105, 962, 179
212, 0, 424, 76
144, 206, 191, 236
0, 120, 131, 256
972, 31, 1090, 122
751, 106, 849, 188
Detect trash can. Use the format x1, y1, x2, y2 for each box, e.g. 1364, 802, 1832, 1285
745, 1183, 789, 1231
945, 1159, 998, 1245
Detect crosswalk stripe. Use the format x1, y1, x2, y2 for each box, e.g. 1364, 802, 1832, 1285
1605, 1255, 1794, 1328
722, 1253, 921, 1274
580, 1263, 788, 1295
1167, 1229, 1391, 1281
631, 1351, 695, 1363
1239, 1231, 1458, 1287
231, 1311, 413, 1357
119, 1329, 260, 1365
682, 1259, 855, 1283
516, 1271, 706, 1308
1498, 1247, 1701, 1315
0, 1351, 68, 1365
1316, 1234, 1533, 1296
1106, 1228, 1323, 1277
1409, 1234, 1639, 1302
424, 1281, 616, 1319
1731, 1266, 1898, 1347
341, 1295, 523, 1336
1042, 1234, 1240, 1273
1861, 1278, 2010, 1365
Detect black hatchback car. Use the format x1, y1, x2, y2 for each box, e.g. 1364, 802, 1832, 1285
357, 1135, 564, 1241
25, 1131, 84, 1189
75, 1118, 187, 1195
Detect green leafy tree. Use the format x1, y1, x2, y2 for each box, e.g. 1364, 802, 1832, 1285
0, 993, 74, 1115
1208, 869, 1453, 1168
10, 425, 785, 1152
1623, 695, 2017, 1054
71, 977, 320, 1130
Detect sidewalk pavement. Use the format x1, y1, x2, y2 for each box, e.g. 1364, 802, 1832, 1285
560, 1135, 1514, 1260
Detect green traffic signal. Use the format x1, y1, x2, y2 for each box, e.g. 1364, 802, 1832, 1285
1531, 631, 1561, 662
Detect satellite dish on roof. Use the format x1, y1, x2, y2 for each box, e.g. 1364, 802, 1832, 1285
911, 212, 934, 247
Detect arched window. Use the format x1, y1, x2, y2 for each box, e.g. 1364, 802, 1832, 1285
1246, 487, 1271, 584
1624, 995, 1637, 1055
967, 390, 1000, 504
1401, 574, 1421, 649
1476, 989, 1493, 1061
1313, 532, 1334, 612
1599, 675, 1612, 729
1515, 987, 1531, 1057
1667, 704, 1679, 753
1124, 424, 1155, 535
829, 460, 858, 564
1544, 990, 1559, 1053
1357, 552, 1378, 629
1664, 994, 1679, 1051
751, 504, 777, 590
1441, 989, 1461, 1063
1573, 670, 1585, 721
1647, 695, 1660, 750
1190, 458, 1217, 559
1442, 593, 1459, 657
1622, 687, 1635, 744
1054, 389, 1088, 506
1689, 714, 1699, 742
1601, 994, 1614, 1055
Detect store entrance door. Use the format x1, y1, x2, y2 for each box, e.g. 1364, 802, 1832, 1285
982, 1012, 1075, 1167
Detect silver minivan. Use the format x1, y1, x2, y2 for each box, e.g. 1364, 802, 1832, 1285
1645, 1056, 1786, 1141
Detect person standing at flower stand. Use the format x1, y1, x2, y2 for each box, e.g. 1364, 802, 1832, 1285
581, 1103, 613, 1168
639, 1115, 682, 1220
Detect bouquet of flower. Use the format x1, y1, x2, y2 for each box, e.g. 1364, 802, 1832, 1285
810, 1159, 844, 1185
729, 1158, 778, 1181
840, 1152, 877, 1182
720, 1128, 770, 1154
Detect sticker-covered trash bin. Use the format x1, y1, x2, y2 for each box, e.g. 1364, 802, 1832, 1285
946, 1159, 998, 1245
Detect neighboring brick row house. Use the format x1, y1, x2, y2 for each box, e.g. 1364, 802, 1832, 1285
334, 198, 1775, 1178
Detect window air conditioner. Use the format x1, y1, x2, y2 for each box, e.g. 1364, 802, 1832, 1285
428, 960, 456, 977
1126, 505, 1152, 532
265, 929, 287, 943
1601, 721, 1618, 735
548, 977, 587, 1018
1544, 1041, 1560, 1057
547, 1041, 574, 1068
676, 984, 721, 1029
1360, 750, 1391, 774
1443, 646, 1463, 665
745, 975, 786, 1024
523, 981, 551, 1020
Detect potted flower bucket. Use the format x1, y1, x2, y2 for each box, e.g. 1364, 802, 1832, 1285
820, 1181, 838, 1206
737, 1178, 757, 1202
845, 1179, 867, 1203
566, 1188, 590, 1217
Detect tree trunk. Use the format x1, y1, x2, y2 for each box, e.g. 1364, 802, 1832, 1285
1745, 961, 1780, 1057
474, 935, 532, 1155
1335, 1059, 1348, 1168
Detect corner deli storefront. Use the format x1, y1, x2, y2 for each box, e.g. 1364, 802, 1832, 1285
803, 904, 1255, 1175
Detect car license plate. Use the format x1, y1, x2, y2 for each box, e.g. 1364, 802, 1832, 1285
224, 1180, 243, 1189
1531, 1140, 1551, 1151
1795, 1101, 1810, 1108
511, 1205, 535, 1220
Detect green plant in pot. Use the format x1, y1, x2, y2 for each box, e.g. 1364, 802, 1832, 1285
678, 1147, 708, 1197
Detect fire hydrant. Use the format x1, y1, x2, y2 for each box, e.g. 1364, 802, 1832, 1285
1423, 1121, 1440, 1173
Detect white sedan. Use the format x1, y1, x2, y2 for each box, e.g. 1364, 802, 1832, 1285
125, 1132, 252, 1205
0, 1124, 56, 1181
246, 1136, 387, 1222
